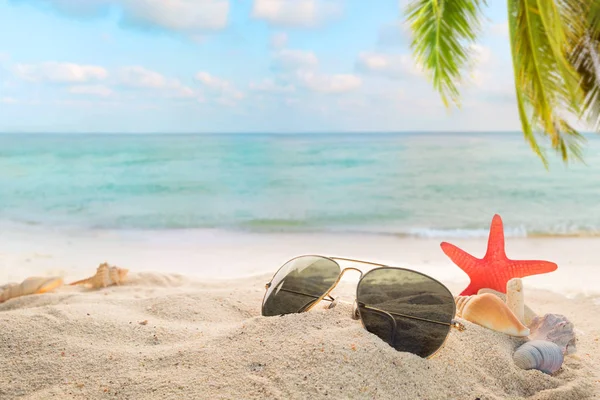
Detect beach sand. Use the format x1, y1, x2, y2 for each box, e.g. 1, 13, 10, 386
1, 229, 599, 399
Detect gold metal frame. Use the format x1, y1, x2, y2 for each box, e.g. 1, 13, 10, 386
262, 255, 466, 359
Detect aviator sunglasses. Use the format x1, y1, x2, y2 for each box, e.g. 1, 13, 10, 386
262, 255, 466, 358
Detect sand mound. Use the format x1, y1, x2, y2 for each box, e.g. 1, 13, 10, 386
0, 275, 596, 400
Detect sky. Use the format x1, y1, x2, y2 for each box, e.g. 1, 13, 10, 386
0, 0, 521, 133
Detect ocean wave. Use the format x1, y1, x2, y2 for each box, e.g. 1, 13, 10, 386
397, 227, 529, 238
4, 215, 600, 238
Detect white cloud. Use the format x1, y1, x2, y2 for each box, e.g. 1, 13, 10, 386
196, 71, 244, 104
468, 44, 493, 87
117, 66, 195, 98
297, 71, 361, 94
196, 71, 231, 91
191, 35, 206, 45
470, 44, 492, 65
249, 78, 295, 93
121, 0, 230, 32
273, 49, 319, 70
174, 86, 196, 98
252, 0, 341, 27
118, 66, 172, 89
14, 62, 108, 83
16, 0, 230, 33
491, 21, 509, 38
1, 97, 18, 104
270, 32, 288, 49
69, 84, 113, 97
356, 52, 423, 79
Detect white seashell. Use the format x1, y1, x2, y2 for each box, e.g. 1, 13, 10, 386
478, 288, 538, 326
506, 278, 525, 325
513, 340, 564, 374
529, 314, 577, 355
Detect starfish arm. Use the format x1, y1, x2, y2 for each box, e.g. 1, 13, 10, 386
440, 242, 481, 275
459, 283, 480, 296
484, 214, 506, 259
508, 260, 558, 277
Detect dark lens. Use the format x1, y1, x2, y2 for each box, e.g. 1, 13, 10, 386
356, 268, 455, 358
262, 256, 341, 317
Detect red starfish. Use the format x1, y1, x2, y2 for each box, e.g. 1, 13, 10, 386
440, 214, 558, 296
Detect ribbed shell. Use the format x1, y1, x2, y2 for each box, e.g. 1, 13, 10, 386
70, 263, 128, 289
513, 340, 564, 375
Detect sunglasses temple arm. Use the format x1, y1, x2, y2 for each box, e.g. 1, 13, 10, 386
270, 288, 336, 313
360, 306, 398, 343
362, 305, 466, 331
276, 288, 335, 302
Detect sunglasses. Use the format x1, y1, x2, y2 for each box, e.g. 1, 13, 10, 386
262, 255, 465, 358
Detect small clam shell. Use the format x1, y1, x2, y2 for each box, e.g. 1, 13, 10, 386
513, 340, 564, 375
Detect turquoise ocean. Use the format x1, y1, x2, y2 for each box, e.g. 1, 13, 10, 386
1, 132, 600, 238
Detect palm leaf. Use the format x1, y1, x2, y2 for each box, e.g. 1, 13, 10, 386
590, 0, 600, 28
405, 0, 596, 165
570, 0, 600, 130
405, 0, 487, 107
508, 0, 587, 166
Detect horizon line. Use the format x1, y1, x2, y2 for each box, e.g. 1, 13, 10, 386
0, 130, 596, 136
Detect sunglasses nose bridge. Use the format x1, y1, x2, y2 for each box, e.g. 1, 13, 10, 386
338, 266, 363, 279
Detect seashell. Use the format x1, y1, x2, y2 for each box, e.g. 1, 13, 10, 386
513, 340, 564, 374
529, 314, 577, 355
506, 278, 525, 325
478, 288, 537, 326
455, 293, 530, 337
0, 277, 63, 303
69, 263, 128, 289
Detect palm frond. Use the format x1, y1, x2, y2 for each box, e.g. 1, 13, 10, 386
570, 0, 600, 130
572, 34, 600, 130
405, 0, 486, 107
590, 0, 600, 28
508, 0, 587, 165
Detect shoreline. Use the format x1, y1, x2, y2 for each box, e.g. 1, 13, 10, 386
7, 218, 600, 239
2, 226, 600, 296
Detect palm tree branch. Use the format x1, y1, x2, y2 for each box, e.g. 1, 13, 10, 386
535, 0, 583, 110
521, 0, 554, 134
405, 0, 486, 107
508, 0, 586, 163
509, 0, 548, 166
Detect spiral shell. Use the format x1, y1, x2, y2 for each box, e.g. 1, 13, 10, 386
455, 293, 530, 337
0, 277, 64, 303
513, 340, 564, 375
70, 263, 128, 289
